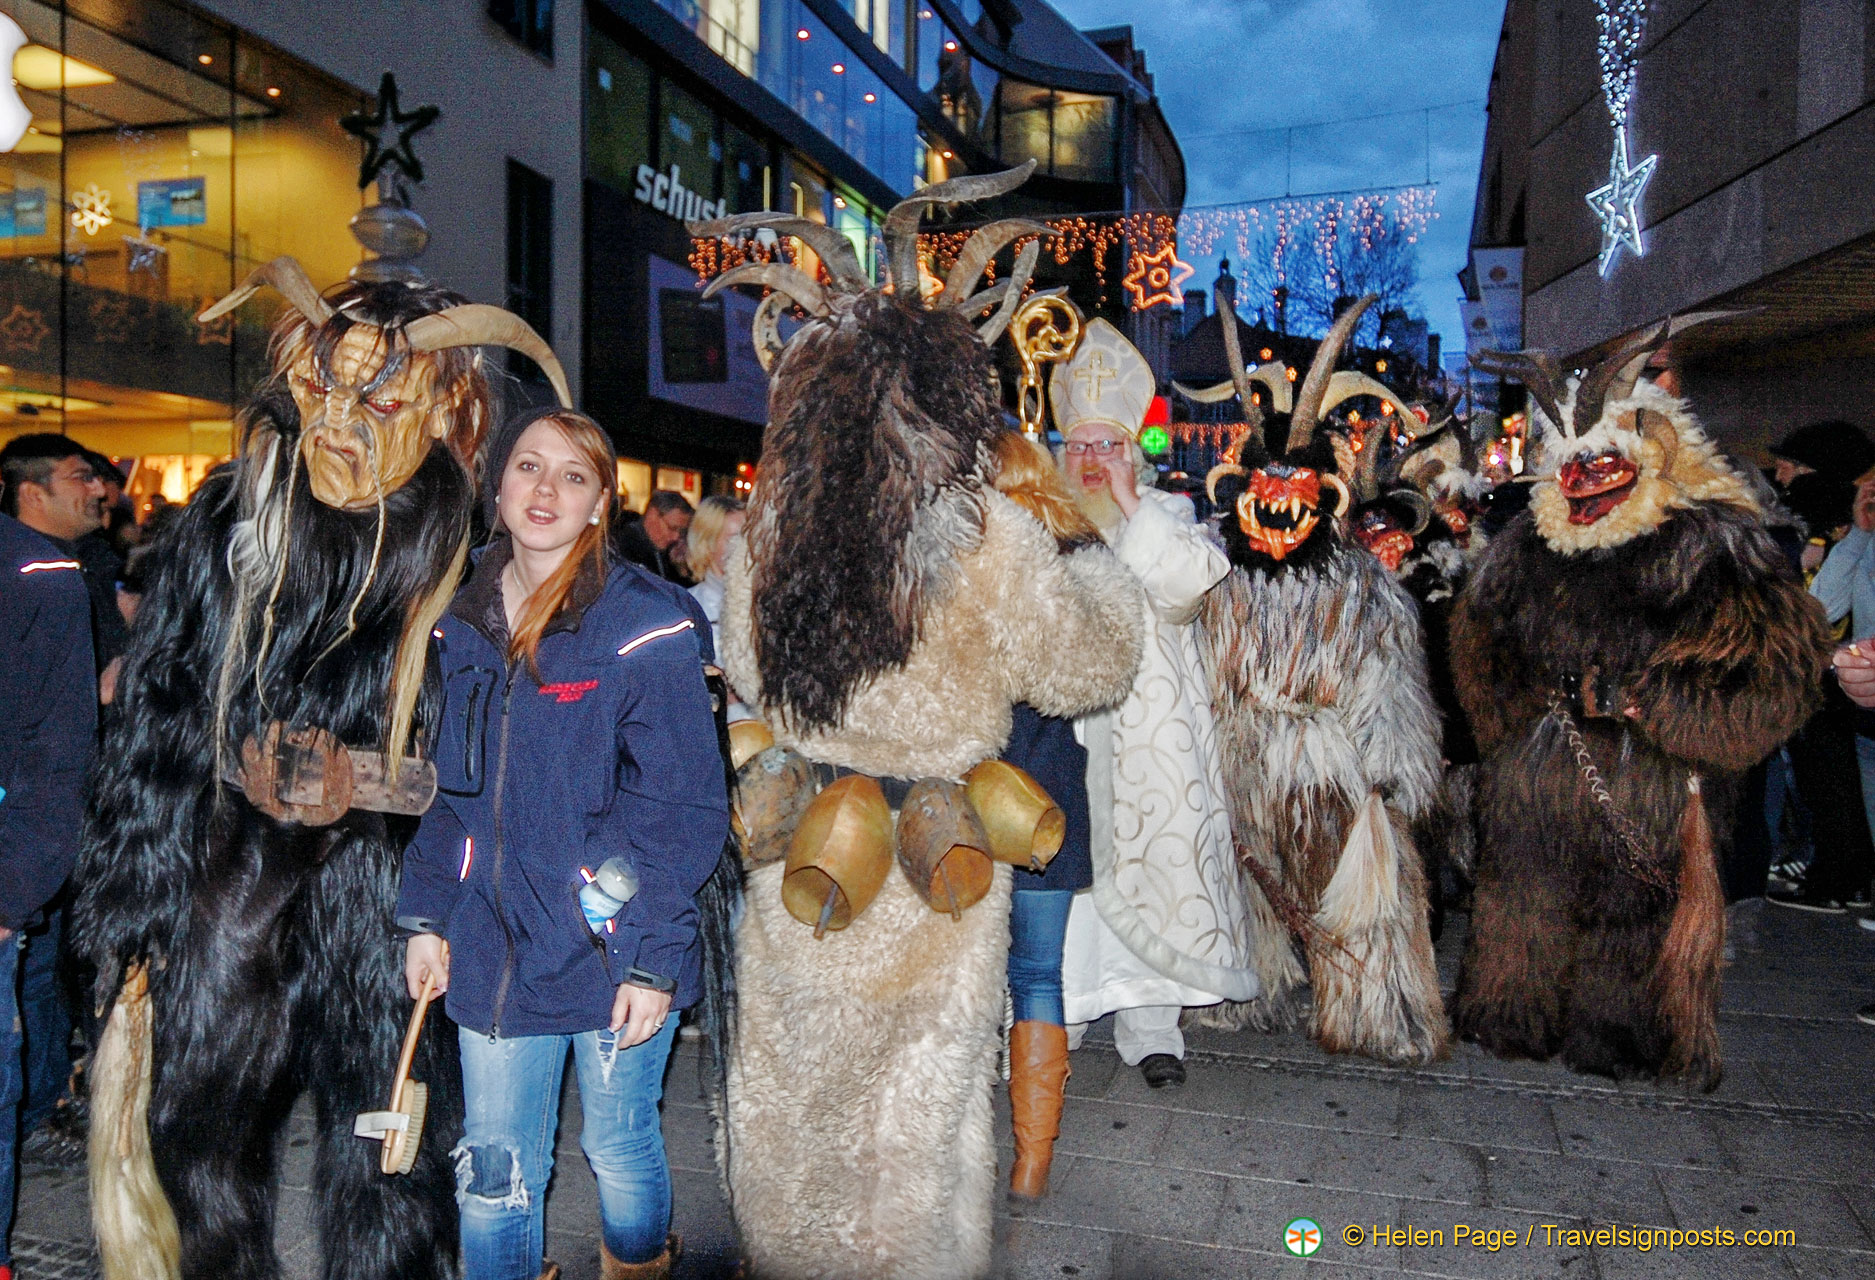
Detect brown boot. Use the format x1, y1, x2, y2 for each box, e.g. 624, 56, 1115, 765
600, 1234, 680, 1279
1008, 1021, 1070, 1198
537, 1264, 561, 1280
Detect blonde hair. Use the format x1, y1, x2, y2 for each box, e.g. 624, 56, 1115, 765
990, 431, 1101, 551
686, 494, 746, 580
502, 412, 615, 680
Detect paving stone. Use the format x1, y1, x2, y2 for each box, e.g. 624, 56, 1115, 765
998, 1218, 1115, 1279
1593, 1234, 1798, 1278
1397, 1082, 1559, 1155
1763, 1061, 1875, 1115
1712, 1115, 1874, 1186
1654, 1167, 1873, 1251
1111, 1232, 1349, 1278
661, 1099, 721, 1175
1548, 1097, 1730, 1170
1480, 1147, 1674, 1224
1031, 1156, 1229, 1244
1064, 1046, 1122, 1100
1783, 1245, 1875, 1279
1055, 1097, 1175, 1162
1121, 1058, 1403, 1136
1212, 1176, 1401, 1264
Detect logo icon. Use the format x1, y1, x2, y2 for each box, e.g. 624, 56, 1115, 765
1284, 1217, 1322, 1257
0, 17, 30, 153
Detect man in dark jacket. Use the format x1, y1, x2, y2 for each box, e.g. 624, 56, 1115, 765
613, 490, 693, 581
0, 434, 126, 675
0, 508, 97, 1275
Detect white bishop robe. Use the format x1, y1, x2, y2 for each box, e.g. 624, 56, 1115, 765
1062, 488, 1261, 1022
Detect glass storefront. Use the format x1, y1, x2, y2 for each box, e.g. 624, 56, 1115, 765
0, 0, 364, 509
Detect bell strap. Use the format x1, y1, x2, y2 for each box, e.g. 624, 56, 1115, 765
222, 721, 438, 826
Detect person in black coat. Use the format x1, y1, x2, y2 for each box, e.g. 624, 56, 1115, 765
0, 511, 96, 1274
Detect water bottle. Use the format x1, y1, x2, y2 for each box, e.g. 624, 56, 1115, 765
578, 857, 640, 934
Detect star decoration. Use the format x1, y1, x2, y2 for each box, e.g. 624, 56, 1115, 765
1586, 124, 1656, 276
341, 72, 440, 192
0, 303, 49, 352
70, 184, 113, 236
124, 235, 166, 275
88, 293, 132, 343
1123, 243, 1194, 310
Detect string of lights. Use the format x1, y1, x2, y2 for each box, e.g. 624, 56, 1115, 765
1587, 0, 1656, 275
689, 185, 1440, 312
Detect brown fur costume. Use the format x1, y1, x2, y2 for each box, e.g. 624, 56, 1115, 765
697, 168, 1144, 1279
1453, 334, 1830, 1090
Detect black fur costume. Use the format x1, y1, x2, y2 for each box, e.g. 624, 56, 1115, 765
74, 276, 523, 1279
1451, 339, 1830, 1090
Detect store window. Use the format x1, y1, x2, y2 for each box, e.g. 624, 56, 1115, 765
1050, 91, 1116, 181
0, 0, 364, 505
721, 121, 771, 214
661, 79, 720, 205
489, 0, 554, 58
588, 32, 653, 193
506, 161, 553, 390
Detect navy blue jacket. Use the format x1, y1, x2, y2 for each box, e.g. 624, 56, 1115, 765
0, 514, 97, 929
1002, 703, 1092, 893
396, 539, 728, 1037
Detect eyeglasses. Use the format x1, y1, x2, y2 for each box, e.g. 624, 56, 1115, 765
1064, 439, 1125, 456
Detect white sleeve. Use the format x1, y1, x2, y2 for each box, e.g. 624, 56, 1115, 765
1113, 492, 1229, 626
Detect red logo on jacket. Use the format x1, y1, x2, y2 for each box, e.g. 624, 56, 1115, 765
539, 680, 599, 704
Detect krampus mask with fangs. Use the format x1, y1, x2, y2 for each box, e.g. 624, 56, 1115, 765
1188, 295, 1419, 568
689, 162, 1046, 733
1472, 313, 1752, 554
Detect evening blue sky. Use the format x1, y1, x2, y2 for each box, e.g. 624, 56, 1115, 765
1053, 0, 1507, 354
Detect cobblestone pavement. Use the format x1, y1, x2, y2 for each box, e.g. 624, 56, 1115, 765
15, 904, 1874, 1279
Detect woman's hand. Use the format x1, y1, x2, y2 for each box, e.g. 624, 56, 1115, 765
610, 982, 674, 1049
405, 933, 450, 999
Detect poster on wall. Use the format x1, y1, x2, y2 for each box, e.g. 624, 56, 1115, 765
1470, 247, 1524, 351
137, 177, 207, 229
646, 252, 772, 426
0, 186, 47, 237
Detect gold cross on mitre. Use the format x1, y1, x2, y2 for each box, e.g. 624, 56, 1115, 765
1074, 350, 1117, 399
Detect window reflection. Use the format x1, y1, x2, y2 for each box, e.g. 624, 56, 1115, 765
0, 0, 363, 493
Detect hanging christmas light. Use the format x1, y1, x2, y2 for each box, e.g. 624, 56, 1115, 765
1587, 0, 1657, 275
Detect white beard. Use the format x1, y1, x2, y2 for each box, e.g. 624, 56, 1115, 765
1070, 479, 1125, 541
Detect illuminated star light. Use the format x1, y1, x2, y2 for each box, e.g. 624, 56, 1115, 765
1587, 124, 1656, 276
1122, 242, 1194, 310
70, 184, 113, 236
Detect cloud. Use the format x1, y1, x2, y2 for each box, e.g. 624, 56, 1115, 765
1051, 0, 1505, 349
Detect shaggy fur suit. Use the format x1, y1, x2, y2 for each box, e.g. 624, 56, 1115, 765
1452, 382, 1831, 1089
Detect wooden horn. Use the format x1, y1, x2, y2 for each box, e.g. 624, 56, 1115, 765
403, 305, 573, 409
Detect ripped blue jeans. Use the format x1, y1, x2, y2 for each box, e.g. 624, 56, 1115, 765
455, 1019, 679, 1279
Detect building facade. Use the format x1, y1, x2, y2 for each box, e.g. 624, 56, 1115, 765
0, 0, 1182, 507
1470, 0, 1875, 454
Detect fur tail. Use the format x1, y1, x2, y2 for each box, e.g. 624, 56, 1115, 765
1309, 792, 1450, 1065
89, 964, 181, 1280
1654, 774, 1723, 1091
1230, 846, 1309, 1031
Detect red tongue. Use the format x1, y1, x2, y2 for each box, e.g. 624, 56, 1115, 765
1568, 490, 1628, 524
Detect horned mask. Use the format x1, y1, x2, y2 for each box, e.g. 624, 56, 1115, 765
1474, 313, 1753, 554
1197, 295, 1427, 565
198, 257, 571, 510
689, 163, 1049, 733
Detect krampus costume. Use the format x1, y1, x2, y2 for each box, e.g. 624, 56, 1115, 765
1452, 324, 1830, 1090
691, 164, 1143, 1280
1192, 297, 1449, 1065
75, 259, 570, 1279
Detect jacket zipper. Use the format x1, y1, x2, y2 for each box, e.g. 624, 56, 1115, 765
487, 665, 518, 1040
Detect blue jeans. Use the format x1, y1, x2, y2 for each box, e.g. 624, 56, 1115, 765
456, 1019, 679, 1280
18, 908, 70, 1134
0, 933, 23, 1266
1007, 890, 1074, 1025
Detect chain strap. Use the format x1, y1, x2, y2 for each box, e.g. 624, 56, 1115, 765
1544, 692, 1676, 893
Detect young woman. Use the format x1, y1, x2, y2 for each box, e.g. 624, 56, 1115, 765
988, 430, 1108, 1199
398, 408, 728, 1280
684, 495, 746, 660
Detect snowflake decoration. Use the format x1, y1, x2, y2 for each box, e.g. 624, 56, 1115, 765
1122, 242, 1194, 311
70, 184, 113, 236
124, 235, 166, 275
